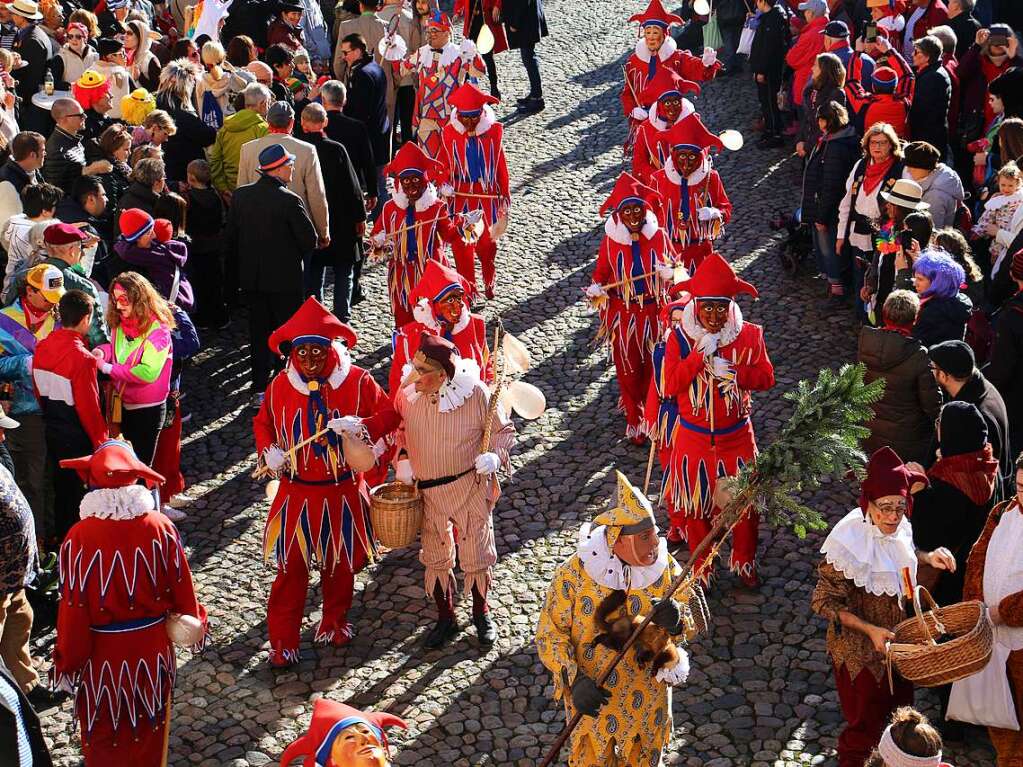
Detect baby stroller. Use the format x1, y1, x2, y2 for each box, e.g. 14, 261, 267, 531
771, 208, 812, 276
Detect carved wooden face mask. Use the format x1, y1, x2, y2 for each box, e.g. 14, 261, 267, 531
399, 172, 426, 202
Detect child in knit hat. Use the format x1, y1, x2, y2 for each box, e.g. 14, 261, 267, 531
114, 208, 194, 312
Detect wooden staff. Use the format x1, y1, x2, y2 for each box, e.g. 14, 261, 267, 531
642, 422, 659, 496
251, 425, 332, 480
598, 269, 658, 292
453, 191, 503, 199
479, 323, 505, 453
537, 500, 749, 767
378, 211, 445, 240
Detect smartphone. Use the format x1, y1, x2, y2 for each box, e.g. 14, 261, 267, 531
865, 22, 878, 42
989, 34, 1010, 46
899, 230, 916, 253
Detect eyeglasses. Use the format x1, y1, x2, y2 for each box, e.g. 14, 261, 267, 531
67, 34, 85, 40
66, 112, 86, 120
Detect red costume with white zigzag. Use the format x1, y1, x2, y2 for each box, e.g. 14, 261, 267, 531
590, 173, 675, 440
661, 254, 774, 579
253, 299, 399, 665
439, 84, 510, 297
631, 68, 699, 185
51, 441, 207, 766
389, 260, 493, 397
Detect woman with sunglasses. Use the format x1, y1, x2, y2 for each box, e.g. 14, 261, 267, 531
51, 21, 98, 90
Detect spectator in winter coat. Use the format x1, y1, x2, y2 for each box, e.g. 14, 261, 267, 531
903, 0, 948, 61
945, 0, 980, 58
903, 140, 965, 228
183, 160, 227, 329
50, 21, 99, 90
858, 289, 942, 464
908, 35, 952, 157
822, 19, 874, 85
986, 250, 1023, 454
801, 100, 862, 303
209, 83, 270, 194
956, 25, 1022, 153
785, 0, 829, 111
748, 0, 791, 148
846, 64, 910, 137
113, 158, 167, 237
114, 210, 193, 312
797, 52, 847, 157
156, 59, 219, 184
42, 99, 113, 195
933, 226, 985, 307
912, 248, 973, 346
0, 132, 44, 238
10, 0, 53, 133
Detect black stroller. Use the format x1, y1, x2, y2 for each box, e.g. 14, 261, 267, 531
771, 208, 812, 276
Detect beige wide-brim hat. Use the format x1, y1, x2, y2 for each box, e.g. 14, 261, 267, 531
880, 178, 931, 211
9, 0, 44, 20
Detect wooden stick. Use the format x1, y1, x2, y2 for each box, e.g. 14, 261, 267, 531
453, 191, 503, 199
538, 502, 749, 767
642, 423, 659, 497
599, 269, 658, 292
251, 426, 333, 480
377, 211, 445, 240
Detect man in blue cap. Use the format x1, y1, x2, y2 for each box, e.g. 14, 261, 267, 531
823, 19, 876, 86
224, 143, 317, 403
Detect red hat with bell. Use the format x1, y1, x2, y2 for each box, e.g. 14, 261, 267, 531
60, 439, 165, 489
426, 9, 451, 28
666, 114, 724, 153
599, 171, 661, 217
629, 0, 682, 28
277, 698, 408, 767
448, 82, 499, 113
410, 259, 470, 307
859, 446, 929, 516
386, 141, 446, 181
670, 251, 758, 299
639, 67, 700, 105
267, 296, 357, 354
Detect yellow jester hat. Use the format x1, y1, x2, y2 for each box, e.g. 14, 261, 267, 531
594, 471, 656, 549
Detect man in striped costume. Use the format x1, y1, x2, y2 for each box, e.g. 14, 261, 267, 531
393, 333, 513, 650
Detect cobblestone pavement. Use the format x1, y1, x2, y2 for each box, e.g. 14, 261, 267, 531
36, 2, 1001, 765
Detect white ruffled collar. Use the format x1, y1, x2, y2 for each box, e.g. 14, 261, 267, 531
578, 523, 669, 590
286, 341, 352, 394
820, 508, 918, 598
402, 357, 484, 412
391, 181, 439, 212
649, 98, 695, 131
680, 298, 743, 348
985, 189, 1023, 211
79, 485, 156, 521
411, 300, 471, 334
633, 34, 677, 64
663, 154, 710, 186
603, 209, 660, 245
448, 104, 496, 136
878, 14, 904, 31
417, 41, 459, 69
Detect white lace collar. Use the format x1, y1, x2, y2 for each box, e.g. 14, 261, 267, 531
633, 34, 677, 64
664, 154, 710, 186
286, 341, 352, 394
448, 104, 496, 136
878, 14, 904, 32
649, 98, 695, 131
391, 181, 439, 212
680, 297, 743, 348
402, 357, 484, 412
578, 523, 669, 590
79, 485, 156, 521
417, 41, 459, 69
821, 508, 918, 598
985, 189, 1023, 211
411, 299, 471, 334
603, 209, 660, 245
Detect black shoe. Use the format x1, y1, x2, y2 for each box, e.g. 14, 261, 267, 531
757, 134, 785, 149
473, 612, 496, 646
518, 97, 545, 114
490, 87, 501, 101
423, 617, 460, 650
27, 685, 68, 712
515, 94, 536, 106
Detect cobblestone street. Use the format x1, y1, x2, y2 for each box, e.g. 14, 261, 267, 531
36, 1, 1001, 765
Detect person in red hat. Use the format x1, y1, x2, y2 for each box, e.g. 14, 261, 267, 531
388, 258, 493, 397
382, 10, 484, 159
253, 297, 399, 667
586, 172, 677, 444
50, 439, 208, 766
812, 446, 956, 767
621, 0, 720, 149
846, 62, 912, 138
631, 68, 700, 185
370, 141, 473, 327
649, 116, 734, 274
278, 698, 407, 766
392, 333, 514, 650
438, 82, 510, 300
660, 251, 774, 582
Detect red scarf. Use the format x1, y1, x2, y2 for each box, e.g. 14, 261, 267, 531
862, 156, 895, 194
928, 445, 998, 506
882, 320, 912, 337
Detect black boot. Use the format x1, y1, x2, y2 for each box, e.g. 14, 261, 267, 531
423, 617, 460, 649
473, 612, 496, 646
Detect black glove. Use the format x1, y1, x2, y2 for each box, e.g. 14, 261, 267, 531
651, 598, 682, 633
570, 673, 611, 717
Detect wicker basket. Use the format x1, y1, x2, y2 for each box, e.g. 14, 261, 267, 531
887, 586, 993, 688
369, 482, 424, 549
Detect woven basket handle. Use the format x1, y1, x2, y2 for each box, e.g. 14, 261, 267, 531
912, 585, 945, 646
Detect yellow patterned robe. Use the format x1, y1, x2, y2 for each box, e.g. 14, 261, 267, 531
535, 541, 685, 766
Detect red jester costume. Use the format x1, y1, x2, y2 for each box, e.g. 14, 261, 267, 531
279, 699, 407, 767
439, 83, 510, 300
621, 0, 720, 147
384, 11, 484, 159
253, 298, 399, 666
587, 172, 677, 444
661, 253, 775, 586
389, 259, 493, 397
51, 440, 207, 766
650, 117, 733, 274
631, 67, 699, 186
370, 142, 472, 328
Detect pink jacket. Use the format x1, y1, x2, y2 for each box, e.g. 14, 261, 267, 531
97, 320, 173, 408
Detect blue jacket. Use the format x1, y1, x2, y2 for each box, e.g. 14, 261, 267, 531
0, 300, 56, 416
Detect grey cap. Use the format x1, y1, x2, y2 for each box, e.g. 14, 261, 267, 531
266, 100, 295, 128
798, 0, 827, 14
